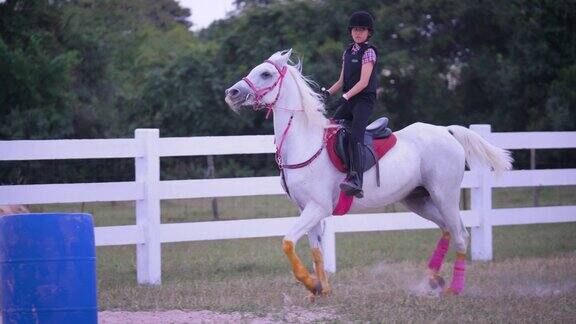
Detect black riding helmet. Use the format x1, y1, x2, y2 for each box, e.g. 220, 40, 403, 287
347, 11, 374, 33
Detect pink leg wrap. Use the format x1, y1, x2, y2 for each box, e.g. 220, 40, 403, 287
427, 236, 450, 272
449, 259, 466, 294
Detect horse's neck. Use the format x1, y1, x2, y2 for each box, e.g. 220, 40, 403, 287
273, 82, 324, 164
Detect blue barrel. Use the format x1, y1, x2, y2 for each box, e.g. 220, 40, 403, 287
0, 213, 97, 324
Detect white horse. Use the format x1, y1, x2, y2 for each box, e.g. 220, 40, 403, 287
225, 49, 512, 297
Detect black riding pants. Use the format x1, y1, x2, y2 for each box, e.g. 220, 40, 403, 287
333, 95, 374, 145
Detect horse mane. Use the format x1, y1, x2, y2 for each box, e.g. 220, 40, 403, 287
286, 61, 330, 129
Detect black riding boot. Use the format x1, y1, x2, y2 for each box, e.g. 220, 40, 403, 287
340, 141, 364, 198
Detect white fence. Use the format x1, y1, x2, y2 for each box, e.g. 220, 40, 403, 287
1, 125, 575, 285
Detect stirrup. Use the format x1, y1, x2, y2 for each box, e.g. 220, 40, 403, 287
339, 181, 363, 198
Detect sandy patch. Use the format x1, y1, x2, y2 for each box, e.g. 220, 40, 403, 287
99, 310, 256, 323
99, 306, 339, 323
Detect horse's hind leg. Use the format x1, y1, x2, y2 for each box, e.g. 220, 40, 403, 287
402, 188, 450, 289
307, 222, 331, 297
428, 187, 469, 295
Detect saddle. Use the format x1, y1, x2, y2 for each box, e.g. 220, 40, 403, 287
336, 117, 393, 173
325, 117, 398, 215
327, 117, 396, 175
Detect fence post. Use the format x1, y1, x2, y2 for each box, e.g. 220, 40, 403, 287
135, 129, 162, 284
469, 124, 493, 261
321, 217, 336, 273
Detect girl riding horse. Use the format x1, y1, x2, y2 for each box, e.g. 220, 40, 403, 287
324, 11, 379, 199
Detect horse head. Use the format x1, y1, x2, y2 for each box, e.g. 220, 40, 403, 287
225, 49, 293, 112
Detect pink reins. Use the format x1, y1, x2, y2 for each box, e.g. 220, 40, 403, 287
274, 114, 325, 170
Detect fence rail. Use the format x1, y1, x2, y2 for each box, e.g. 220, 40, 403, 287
1, 125, 575, 284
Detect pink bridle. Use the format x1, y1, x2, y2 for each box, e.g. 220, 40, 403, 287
242, 60, 288, 119
243, 59, 325, 195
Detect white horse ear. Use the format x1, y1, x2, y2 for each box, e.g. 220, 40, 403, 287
282, 48, 292, 58
271, 48, 292, 67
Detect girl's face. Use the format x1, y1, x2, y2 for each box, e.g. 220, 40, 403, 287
351, 27, 370, 43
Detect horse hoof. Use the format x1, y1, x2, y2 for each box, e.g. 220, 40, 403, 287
304, 293, 317, 303
305, 290, 331, 303
428, 275, 446, 289
442, 287, 460, 296
310, 278, 323, 296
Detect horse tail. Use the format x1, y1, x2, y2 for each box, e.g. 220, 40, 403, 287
446, 125, 513, 173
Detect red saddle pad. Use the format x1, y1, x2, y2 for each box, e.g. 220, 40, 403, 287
324, 127, 397, 215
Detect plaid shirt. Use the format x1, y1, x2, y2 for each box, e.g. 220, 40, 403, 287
343, 43, 377, 64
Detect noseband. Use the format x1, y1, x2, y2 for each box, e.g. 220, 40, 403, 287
242, 60, 287, 119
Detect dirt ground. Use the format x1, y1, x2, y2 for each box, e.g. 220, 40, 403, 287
0, 307, 340, 323
99, 307, 339, 323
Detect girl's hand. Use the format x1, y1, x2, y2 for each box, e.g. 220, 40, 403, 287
328, 96, 348, 112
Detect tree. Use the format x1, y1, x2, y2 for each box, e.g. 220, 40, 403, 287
0, 0, 78, 139
2, 0, 574, 183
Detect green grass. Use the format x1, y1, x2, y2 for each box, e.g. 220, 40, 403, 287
93, 224, 576, 321
22, 186, 576, 321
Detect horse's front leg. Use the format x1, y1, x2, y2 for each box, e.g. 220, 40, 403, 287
308, 222, 331, 296
282, 202, 329, 296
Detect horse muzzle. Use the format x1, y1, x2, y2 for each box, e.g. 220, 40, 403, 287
225, 83, 253, 112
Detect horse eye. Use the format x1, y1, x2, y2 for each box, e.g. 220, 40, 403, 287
261, 71, 272, 78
